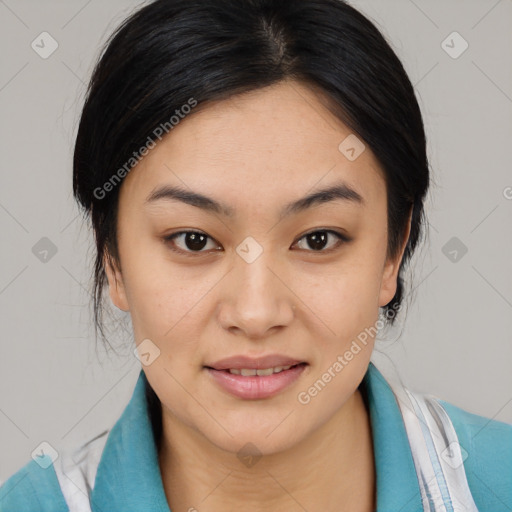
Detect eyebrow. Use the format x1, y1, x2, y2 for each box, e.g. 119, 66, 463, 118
144, 181, 364, 219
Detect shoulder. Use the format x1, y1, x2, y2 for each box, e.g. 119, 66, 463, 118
0, 457, 69, 512
439, 398, 512, 509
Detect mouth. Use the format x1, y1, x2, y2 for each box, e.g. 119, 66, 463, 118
205, 362, 307, 376
204, 362, 308, 400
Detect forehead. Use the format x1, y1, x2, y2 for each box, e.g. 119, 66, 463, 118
119, 80, 386, 211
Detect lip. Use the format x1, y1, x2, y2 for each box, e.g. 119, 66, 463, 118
205, 362, 308, 400
206, 354, 305, 370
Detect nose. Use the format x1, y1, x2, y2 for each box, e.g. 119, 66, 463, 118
216, 249, 296, 340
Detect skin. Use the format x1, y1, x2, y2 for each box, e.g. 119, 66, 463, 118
105, 79, 411, 512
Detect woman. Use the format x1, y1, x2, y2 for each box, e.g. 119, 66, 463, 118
1, 0, 510, 510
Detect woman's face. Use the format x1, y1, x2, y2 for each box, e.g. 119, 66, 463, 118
106, 80, 408, 456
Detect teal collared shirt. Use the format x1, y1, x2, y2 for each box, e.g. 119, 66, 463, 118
1, 362, 511, 511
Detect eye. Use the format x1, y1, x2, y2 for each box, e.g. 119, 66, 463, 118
292, 229, 349, 253
163, 230, 221, 255
163, 228, 350, 256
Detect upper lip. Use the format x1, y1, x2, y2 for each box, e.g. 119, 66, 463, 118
206, 354, 306, 370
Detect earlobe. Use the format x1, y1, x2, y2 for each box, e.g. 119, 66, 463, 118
103, 253, 130, 312
378, 208, 413, 308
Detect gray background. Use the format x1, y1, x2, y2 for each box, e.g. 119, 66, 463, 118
1, 0, 511, 482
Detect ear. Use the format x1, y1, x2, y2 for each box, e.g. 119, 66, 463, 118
378, 208, 413, 308
103, 252, 130, 312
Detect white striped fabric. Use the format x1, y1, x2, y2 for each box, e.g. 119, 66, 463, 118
53, 430, 109, 512
392, 384, 479, 511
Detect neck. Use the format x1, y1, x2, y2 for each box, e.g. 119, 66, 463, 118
158, 388, 376, 512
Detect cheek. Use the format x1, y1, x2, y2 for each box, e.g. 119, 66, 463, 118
293, 250, 384, 340
117, 234, 202, 342
127, 271, 206, 343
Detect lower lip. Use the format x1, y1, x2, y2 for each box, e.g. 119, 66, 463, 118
205, 363, 308, 400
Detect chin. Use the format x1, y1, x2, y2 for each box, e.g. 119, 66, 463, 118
203, 420, 307, 460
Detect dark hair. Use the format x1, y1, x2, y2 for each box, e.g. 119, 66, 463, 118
73, 0, 429, 349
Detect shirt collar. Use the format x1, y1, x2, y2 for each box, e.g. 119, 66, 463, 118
360, 361, 423, 510
91, 371, 170, 511
91, 362, 423, 511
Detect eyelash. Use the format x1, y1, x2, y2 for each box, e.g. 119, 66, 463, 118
163, 229, 350, 257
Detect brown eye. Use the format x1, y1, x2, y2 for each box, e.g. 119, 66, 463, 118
164, 231, 220, 255
293, 230, 348, 252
